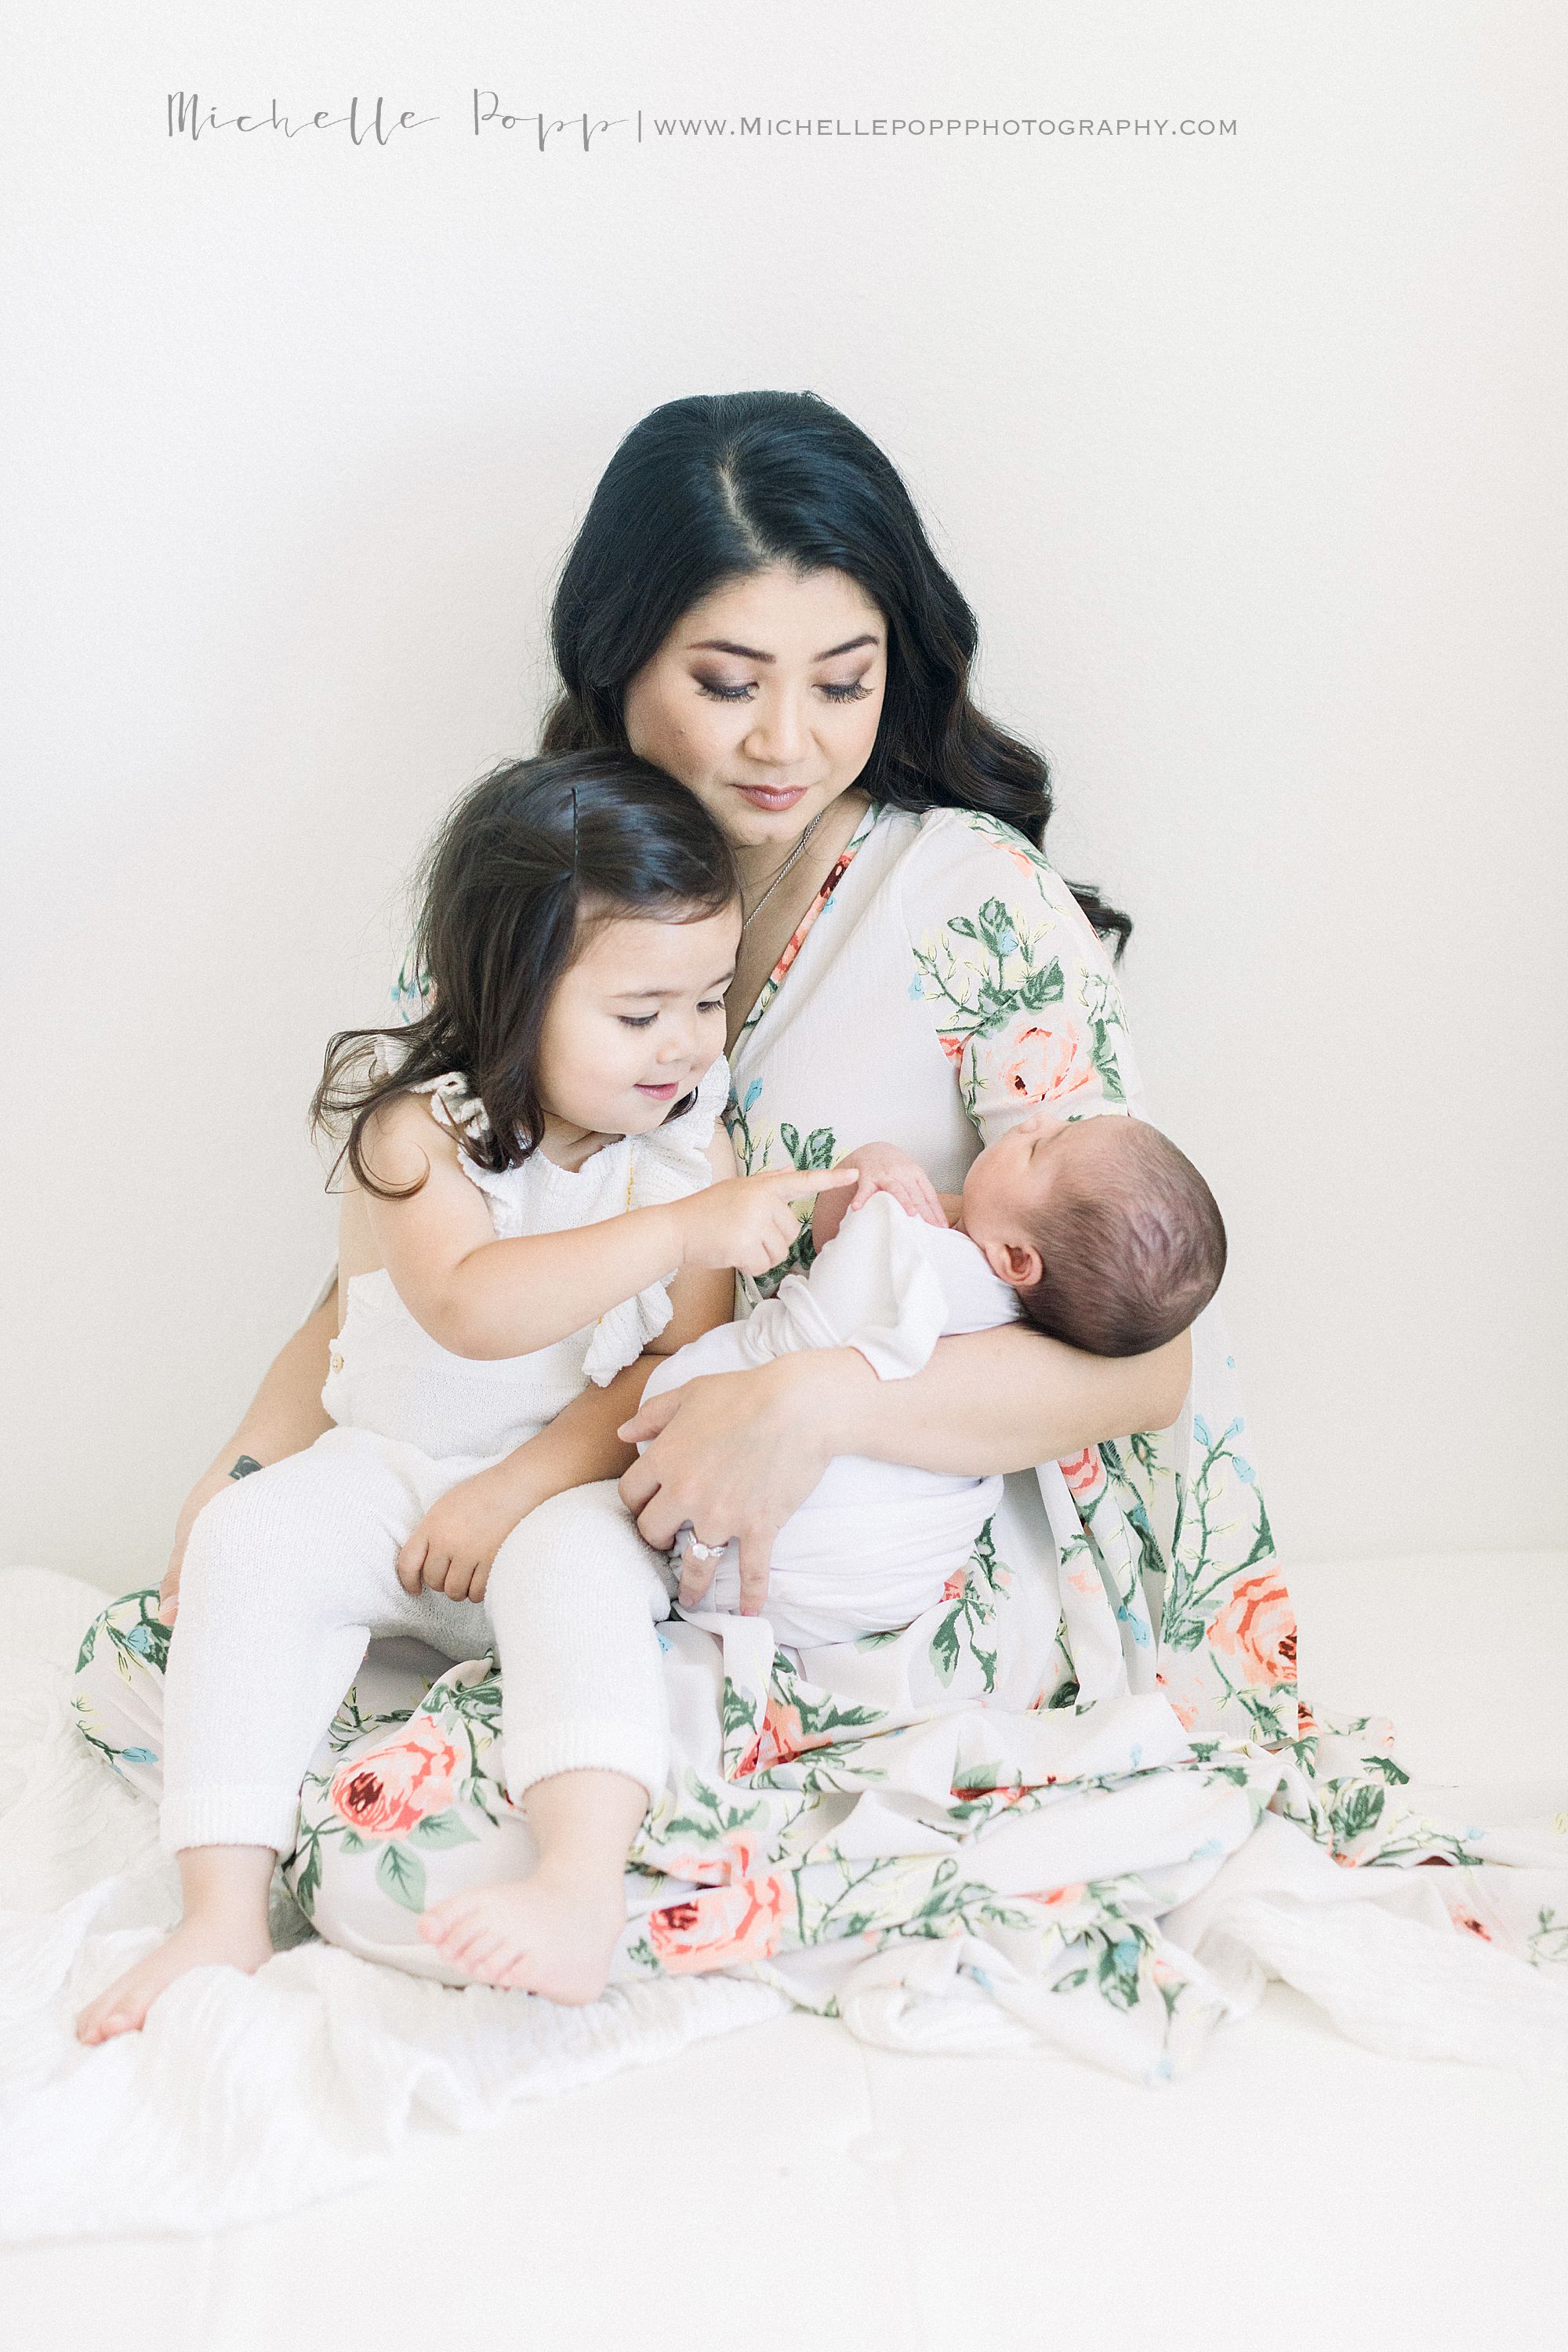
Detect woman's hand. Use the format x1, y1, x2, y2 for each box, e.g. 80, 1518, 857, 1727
158, 1452, 263, 1624
617, 1353, 862, 1614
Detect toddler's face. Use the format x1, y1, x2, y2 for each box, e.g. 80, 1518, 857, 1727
536, 902, 741, 1142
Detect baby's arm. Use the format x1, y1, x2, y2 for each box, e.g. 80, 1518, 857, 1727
360, 1093, 855, 1361
811, 1141, 949, 1253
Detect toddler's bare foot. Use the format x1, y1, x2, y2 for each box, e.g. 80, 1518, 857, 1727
74, 1913, 274, 2044
418, 1871, 626, 2005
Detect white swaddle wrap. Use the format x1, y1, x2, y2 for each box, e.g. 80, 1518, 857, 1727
641, 1191, 1023, 1649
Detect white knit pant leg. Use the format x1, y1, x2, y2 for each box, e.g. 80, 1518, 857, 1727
160, 1429, 490, 1855
485, 1479, 675, 1806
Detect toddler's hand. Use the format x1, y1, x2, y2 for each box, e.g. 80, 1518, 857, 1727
398, 1469, 529, 1606
677, 1164, 859, 1279
837, 1142, 948, 1230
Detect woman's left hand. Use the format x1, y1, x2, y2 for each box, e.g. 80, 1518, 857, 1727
617, 1353, 866, 1614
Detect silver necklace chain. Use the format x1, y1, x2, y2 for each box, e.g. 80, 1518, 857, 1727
738, 809, 826, 937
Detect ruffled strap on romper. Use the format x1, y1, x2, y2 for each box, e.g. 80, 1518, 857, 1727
370, 1036, 733, 1388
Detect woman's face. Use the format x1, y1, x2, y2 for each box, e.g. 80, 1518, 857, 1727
622, 564, 887, 855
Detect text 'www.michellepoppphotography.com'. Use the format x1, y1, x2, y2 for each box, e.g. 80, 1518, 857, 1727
162, 93, 1240, 152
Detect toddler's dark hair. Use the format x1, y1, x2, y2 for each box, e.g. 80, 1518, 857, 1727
1014, 1119, 1227, 1356
311, 750, 741, 1198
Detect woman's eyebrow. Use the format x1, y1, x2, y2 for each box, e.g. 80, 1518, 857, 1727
687, 634, 880, 662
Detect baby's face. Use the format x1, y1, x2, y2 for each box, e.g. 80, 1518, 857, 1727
960, 1111, 1107, 1290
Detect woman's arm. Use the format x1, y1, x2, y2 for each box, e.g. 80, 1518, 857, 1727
617, 1320, 1191, 1612
158, 1296, 338, 1620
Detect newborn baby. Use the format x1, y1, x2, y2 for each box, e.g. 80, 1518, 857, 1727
817, 1104, 1227, 1356
645, 1106, 1225, 1648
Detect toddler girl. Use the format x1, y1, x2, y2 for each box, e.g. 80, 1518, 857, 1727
75, 750, 855, 2041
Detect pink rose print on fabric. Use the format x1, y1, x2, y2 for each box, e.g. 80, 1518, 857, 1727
1205, 1575, 1298, 1688
733, 1696, 837, 1778
989, 1022, 1097, 1110
942, 1568, 970, 1602
659, 1833, 762, 1889
1155, 1669, 1201, 1733
328, 1719, 459, 1839
937, 1033, 966, 1069
1058, 1446, 1108, 1504
648, 1875, 789, 1972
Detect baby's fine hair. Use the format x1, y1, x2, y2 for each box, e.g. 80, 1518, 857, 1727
311, 750, 741, 1198
1014, 1116, 1227, 1356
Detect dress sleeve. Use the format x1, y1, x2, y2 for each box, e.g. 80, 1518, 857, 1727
900, 809, 1145, 1148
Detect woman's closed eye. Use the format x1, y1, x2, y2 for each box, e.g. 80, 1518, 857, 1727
695, 678, 873, 704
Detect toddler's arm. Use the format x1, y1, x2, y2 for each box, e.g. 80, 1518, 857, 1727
811, 1141, 949, 1253
360, 1092, 845, 1360
397, 1134, 743, 1601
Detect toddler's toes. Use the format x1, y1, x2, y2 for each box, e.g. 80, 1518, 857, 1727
418, 1894, 479, 1952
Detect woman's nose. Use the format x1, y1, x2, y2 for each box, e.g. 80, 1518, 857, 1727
743, 689, 808, 765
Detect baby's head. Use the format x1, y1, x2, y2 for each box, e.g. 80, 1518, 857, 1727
314, 749, 742, 1189
960, 1110, 1226, 1356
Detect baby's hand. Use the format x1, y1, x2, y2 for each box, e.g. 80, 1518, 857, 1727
397, 1468, 529, 1606
677, 1164, 860, 1279
837, 1142, 948, 1230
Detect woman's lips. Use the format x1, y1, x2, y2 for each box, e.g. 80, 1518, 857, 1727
731, 782, 809, 811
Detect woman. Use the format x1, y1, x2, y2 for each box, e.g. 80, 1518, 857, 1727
78, 393, 1484, 2071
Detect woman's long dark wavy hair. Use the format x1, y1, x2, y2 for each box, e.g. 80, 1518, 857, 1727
540, 390, 1131, 956
311, 750, 741, 1198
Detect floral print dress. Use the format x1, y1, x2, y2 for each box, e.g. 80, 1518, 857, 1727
74, 798, 1568, 2076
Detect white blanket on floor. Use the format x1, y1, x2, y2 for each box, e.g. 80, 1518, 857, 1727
4, 1565, 1566, 2244
0, 1568, 786, 2244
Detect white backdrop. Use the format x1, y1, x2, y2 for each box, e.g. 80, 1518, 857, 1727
2, 2, 1563, 1588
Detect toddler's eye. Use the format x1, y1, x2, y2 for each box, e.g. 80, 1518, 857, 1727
619, 1014, 658, 1029
699, 998, 726, 1015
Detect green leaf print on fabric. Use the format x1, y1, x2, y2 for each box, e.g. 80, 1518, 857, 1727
407, 1808, 478, 1850
1529, 1910, 1568, 1970
926, 1517, 1004, 1693
376, 1842, 426, 1911
80, 1588, 172, 1683
725, 1101, 844, 1298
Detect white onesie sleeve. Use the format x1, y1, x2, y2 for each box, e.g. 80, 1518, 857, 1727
747, 1190, 1020, 1381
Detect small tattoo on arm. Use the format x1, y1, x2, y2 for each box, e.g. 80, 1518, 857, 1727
228, 1455, 263, 1481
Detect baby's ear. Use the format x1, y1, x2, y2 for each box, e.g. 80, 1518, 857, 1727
991, 1239, 1043, 1290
